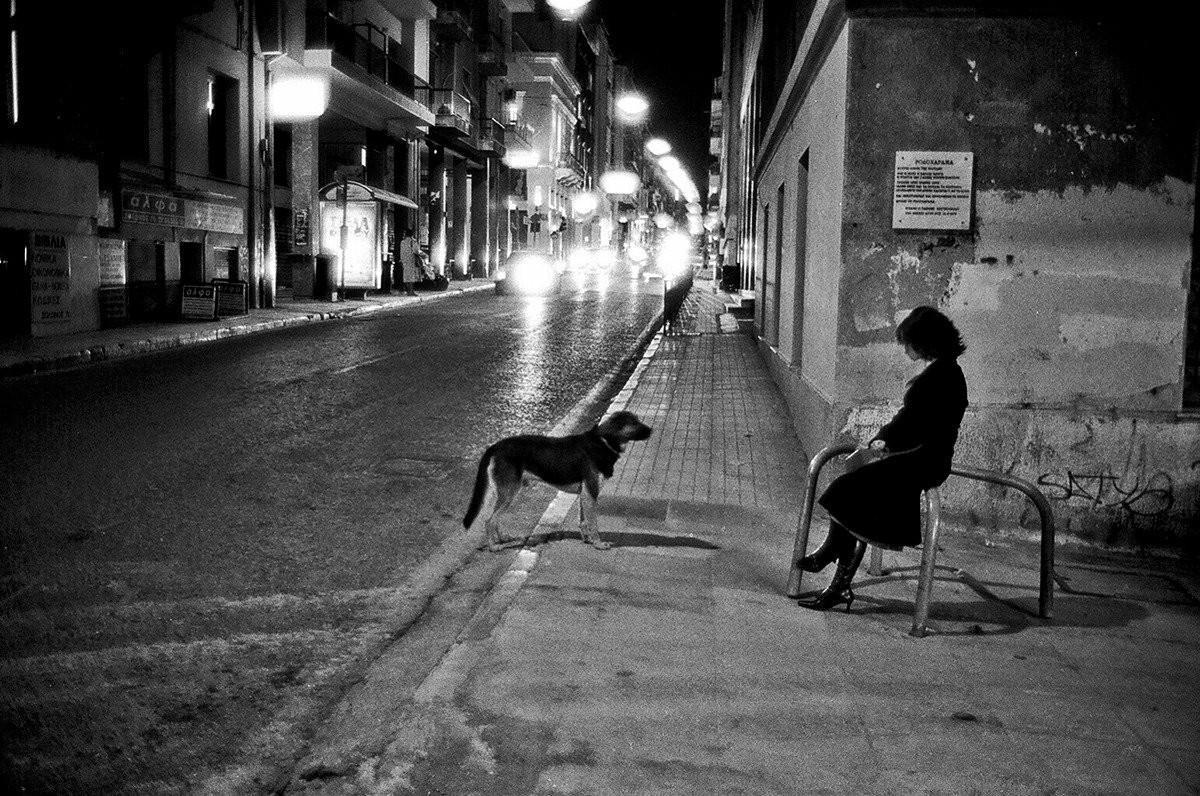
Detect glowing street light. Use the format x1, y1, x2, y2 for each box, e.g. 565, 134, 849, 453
503, 149, 540, 169
546, 0, 591, 16
599, 169, 641, 195
645, 138, 671, 157
615, 92, 649, 123
657, 155, 681, 172
571, 191, 600, 217
269, 72, 330, 120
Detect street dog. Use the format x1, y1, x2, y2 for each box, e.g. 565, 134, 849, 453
463, 411, 653, 550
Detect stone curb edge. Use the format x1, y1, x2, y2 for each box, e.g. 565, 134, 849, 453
0, 283, 494, 379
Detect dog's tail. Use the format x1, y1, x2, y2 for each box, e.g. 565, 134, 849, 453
462, 448, 493, 529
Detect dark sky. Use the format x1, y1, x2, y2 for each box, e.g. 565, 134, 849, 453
585, 0, 726, 188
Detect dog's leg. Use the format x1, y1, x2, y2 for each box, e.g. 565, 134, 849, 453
578, 471, 610, 550
477, 458, 521, 551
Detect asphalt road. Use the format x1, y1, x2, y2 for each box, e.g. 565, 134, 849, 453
0, 270, 665, 793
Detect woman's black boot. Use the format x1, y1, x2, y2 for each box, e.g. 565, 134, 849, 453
796, 529, 842, 573
799, 540, 867, 612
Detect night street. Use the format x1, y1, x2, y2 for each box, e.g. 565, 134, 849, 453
0, 272, 663, 791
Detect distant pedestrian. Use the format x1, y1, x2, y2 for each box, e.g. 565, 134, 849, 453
397, 228, 420, 296
797, 306, 968, 611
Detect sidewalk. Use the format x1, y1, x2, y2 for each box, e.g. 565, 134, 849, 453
0, 280, 494, 378
283, 281, 1200, 795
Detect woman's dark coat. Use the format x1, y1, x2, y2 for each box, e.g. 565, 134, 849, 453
818, 357, 968, 549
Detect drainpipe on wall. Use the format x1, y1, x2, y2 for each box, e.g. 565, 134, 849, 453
245, 0, 258, 308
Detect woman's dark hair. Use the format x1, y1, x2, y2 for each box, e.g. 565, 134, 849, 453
895, 306, 966, 360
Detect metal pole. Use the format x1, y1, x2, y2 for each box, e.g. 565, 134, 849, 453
787, 443, 856, 598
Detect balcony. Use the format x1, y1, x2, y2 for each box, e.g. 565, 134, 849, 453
477, 32, 508, 76
431, 89, 473, 136
554, 150, 586, 187
433, 4, 472, 42
305, 11, 434, 129
476, 118, 506, 158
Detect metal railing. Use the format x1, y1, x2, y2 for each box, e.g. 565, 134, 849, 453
788, 443, 1055, 637
307, 12, 430, 104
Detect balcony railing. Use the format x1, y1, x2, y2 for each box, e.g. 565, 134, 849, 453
476, 117, 506, 156
554, 150, 586, 186
307, 11, 430, 104
432, 89, 472, 135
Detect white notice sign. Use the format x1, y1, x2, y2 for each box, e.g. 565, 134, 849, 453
892, 151, 974, 230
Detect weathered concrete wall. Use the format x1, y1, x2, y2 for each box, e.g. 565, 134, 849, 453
832, 16, 1198, 548
754, 23, 850, 458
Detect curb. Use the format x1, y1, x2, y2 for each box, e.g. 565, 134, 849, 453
0, 282, 494, 379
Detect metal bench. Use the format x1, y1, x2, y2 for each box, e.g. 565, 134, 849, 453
787, 443, 1056, 637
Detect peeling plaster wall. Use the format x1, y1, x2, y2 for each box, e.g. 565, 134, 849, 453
754, 24, 849, 457
826, 16, 1199, 547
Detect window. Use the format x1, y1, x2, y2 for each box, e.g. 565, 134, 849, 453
791, 149, 809, 368
1185, 193, 1200, 409
4, 0, 17, 126
118, 54, 151, 162
207, 72, 238, 179
768, 181, 785, 346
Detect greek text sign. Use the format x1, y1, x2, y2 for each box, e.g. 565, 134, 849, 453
30, 232, 71, 326
181, 284, 216, 320
892, 151, 974, 230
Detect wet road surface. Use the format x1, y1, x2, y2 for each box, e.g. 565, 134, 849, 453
0, 271, 664, 792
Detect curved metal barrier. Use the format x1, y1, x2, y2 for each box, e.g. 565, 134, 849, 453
788, 443, 1056, 637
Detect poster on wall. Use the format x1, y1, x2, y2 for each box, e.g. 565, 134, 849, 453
98, 238, 127, 285
30, 232, 71, 327
319, 200, 380, 290
892, 151, 974, 230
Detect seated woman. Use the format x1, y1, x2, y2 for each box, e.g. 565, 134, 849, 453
798, 305, 968, 612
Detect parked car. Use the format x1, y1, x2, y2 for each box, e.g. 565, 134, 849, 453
494, 250, 564, 295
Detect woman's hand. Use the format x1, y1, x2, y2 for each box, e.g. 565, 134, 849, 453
845, 441, 888, 471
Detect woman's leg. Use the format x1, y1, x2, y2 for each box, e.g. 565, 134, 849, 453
798, 535, 867, 612
797, 519, 852, 573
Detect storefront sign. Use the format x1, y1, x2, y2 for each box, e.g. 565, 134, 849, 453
30, 232, 71, 326
892, 151, 974, 230
98, 238, 127, 285
121, 189, 244, 234
186, 200, 244, 235
122, 191, 184, 227
98, 286, 128, 326
215, 281, 248, 317
181, 284, 216, 320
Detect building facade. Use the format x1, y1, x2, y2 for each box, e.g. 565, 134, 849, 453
1, 0, 630, 337
718, 0, 1199, 550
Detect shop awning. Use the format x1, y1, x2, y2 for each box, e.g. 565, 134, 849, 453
318, 180, 419, 210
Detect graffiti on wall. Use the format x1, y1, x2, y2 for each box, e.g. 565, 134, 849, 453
1037, 459, 1200, 521
1036, 468, 1174, 519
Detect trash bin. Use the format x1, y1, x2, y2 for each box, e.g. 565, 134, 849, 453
315, 254, 340, 301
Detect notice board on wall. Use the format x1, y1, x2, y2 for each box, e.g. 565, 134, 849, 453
892, 151, 974, 231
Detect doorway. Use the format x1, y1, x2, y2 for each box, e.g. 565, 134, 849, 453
0, 229, 30, 336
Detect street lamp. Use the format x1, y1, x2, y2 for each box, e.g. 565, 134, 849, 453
615, 92, 649, 124
657, 155, 681, 172
645, 138, 671, 157
547, 0, 591, 17
269, 71, 330, 120
599, 169, 641, 196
